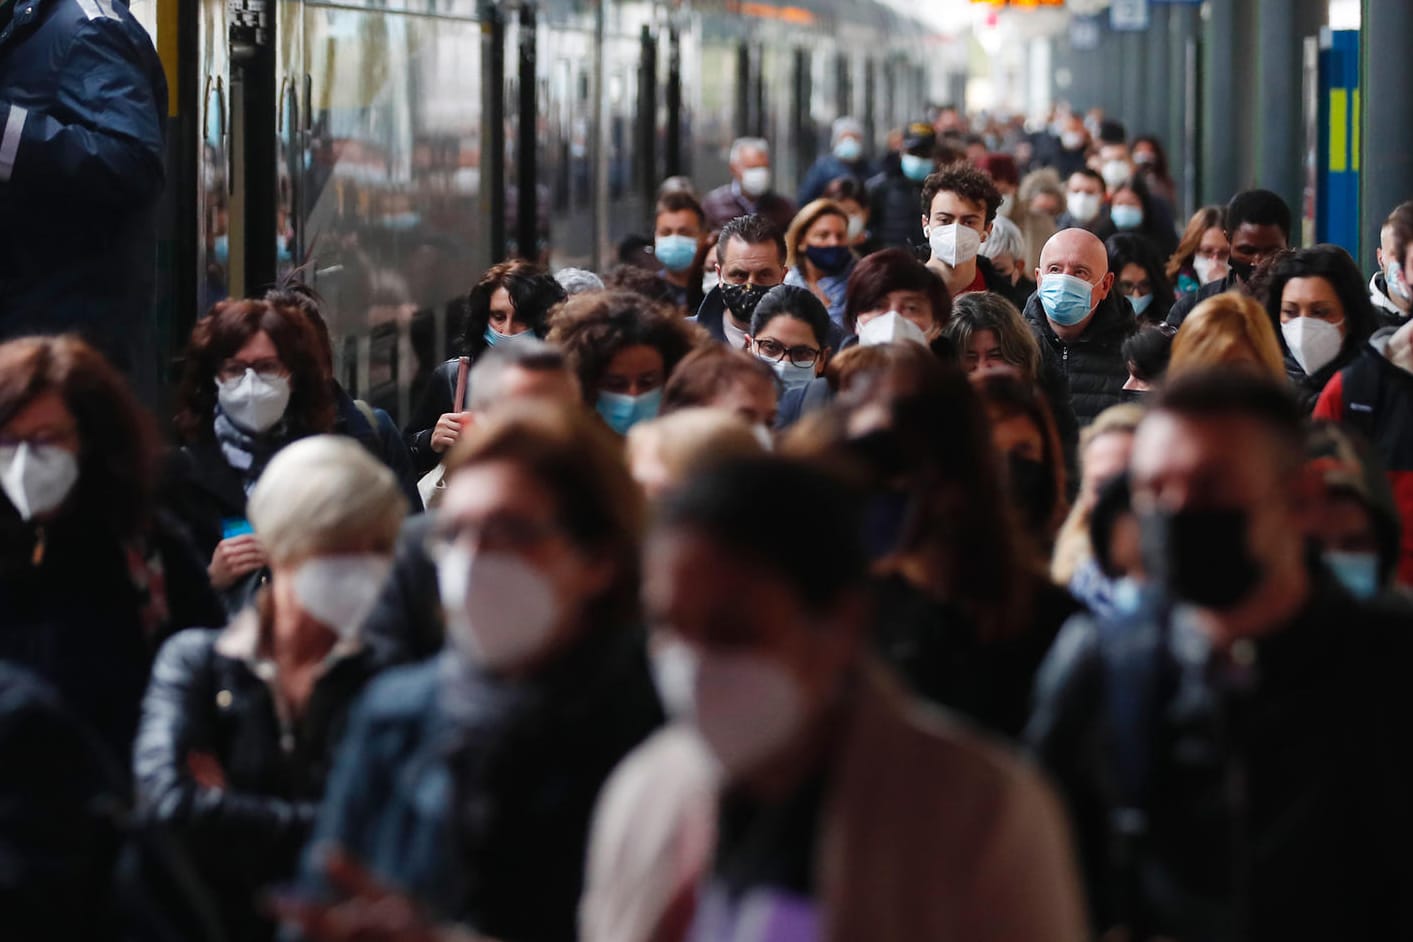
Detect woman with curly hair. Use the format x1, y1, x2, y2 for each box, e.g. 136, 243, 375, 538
403, 261, 567, 475
168, 298, 336, 615
547, 291, 704, 435
0, 335, 222, 762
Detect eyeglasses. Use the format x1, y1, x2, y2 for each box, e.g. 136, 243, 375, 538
754, 338, 820, 368
424, 513, 563, 558
217, 358, 289, 383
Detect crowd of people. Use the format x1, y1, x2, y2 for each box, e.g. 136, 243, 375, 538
5, 51, 1413, 940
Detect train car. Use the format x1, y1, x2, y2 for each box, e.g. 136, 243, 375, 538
165, 0, 931, 423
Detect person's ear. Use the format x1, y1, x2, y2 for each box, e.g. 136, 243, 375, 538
816, 348, 832, 375
920, 213, 930, 235
981, 221, 993, 244
1377, 248, 1386, 268
1096, 270, 1115, 300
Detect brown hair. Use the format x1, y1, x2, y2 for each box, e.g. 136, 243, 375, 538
784, 199, 850, 269
546, 291, 706, 402
174, 298, 336, 443
974, 371, 1070, 544
445, 401, 643, 629
1387, 201, 1413, 270
0, 335, 159, 538
660, 346, 776, 415
1170, 291, 1286, 382
843, 248, 951, 333
920, 161, 1002, 223
1166, 205, 1227, 282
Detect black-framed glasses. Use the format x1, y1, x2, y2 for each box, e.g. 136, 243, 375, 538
754, 338, 820, 368
217, 358, 289, 383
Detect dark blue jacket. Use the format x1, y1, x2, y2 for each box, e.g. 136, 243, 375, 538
796, 153, 872, 206
299, 631, 663, 940
0, 0, 166, 383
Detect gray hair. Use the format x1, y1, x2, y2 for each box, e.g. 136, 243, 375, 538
980, 214, 1026, 262
729, 137, 769, 166
248, 435, 407, 565
831, 116, 863, 146
467, 340, 574, 412
554, 267, 605, 296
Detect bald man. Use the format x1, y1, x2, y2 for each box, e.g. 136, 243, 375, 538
1022, 228, 1137, 423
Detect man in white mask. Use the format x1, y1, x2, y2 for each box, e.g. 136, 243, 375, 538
920, 162, 1028, 310
579, 456, 1087, 942
702, 137, 796, 236
1059, 168, 1114, 240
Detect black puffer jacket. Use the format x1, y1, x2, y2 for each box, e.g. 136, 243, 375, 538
866, 164, 925, 252
134, 614, 388, 942
1023, 289, 1136, 425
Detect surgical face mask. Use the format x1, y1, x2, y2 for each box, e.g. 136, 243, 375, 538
833, 137, 863, 162
1066, 191, 1102, 224
1111, 204, 1143, 230
597, 388, 662, 435
691, 649, 803, 778
0, 442, 79, 521
846, 214, 867, 241
858, 310, 930, 348
213, 233, 230, 266
1324, 550, 1380, 599
483, 324, 539, 348
649, 635, 698, 720
1060, 130, 1086, 151
654, 234, 699, 273
437, 546, 561, 670
740, 166, 772, 198
926, 222, 981, 267
765, 355, 817, 391
1192, 254, 1228, 285
1140, 507, 1263, 610
998, 192, 1015, 217
216, 369, 292, 434
291, 554, 393, 638
804, 244, 852, 275
1281, 316, 1344, 377
1133, 150, 1157, 167
900, 153, 933, 183
1386, 260, 1412, 302
1128, 292, 1154, 317
719, 282, 771, 325
1039, 273, 1097, 328
1100, 159, 1131, 190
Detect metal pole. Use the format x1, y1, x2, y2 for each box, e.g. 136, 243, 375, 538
1142, 10, 1169, 141
228, 0, 277, 295
1256, 0, 1325, 233
482, 0, 506, 263
1201, 0, 1240, 205
517, 2, 538, 261
592, 0, 607, 272
1361, 0, 1413, 266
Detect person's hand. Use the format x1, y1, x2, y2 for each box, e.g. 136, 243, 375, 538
271, 848, 447, 942
430, 412, 471, 455
209, 534, 267, 590
187, 751, 227, 790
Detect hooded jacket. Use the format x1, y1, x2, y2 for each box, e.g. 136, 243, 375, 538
1314, 327, 1413, 585
1369, 271, 1409, 329
1023, 288, 1135, 425
0, 0, 166, 387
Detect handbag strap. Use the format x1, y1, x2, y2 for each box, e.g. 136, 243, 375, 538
453, 356, 471, 411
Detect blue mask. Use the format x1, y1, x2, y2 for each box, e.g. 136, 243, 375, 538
900, 153, 933, 183
654, 234, 698, 273
1039, 273, 1097, 327
1324, 550, 1380, 600
214, 234, 229, 266
834, 137, 863, 162
1111, 205, 1143, 230
1129, 293, 1153, 317
597, 388, 662, 435
483, 325, 539, 347
804, 244, 852, 275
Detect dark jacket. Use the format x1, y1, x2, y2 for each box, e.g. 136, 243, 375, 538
165, 439, 275, 616
1056, 209, 1116, 243
701, 183, 796, 235
298, 629, 663, 941
404, 357, 468, 478
976, 255, 1033, 312
865, 166, 925, 252
796, 153, 871, 206
333, 385, 423, 511
1165, 270, 1241, 328
134, 615, 387, 942
1023, 289, 1135, 425
1035, 329, 1081, 484
1283, 341, 1356, 415
1026, 575, 1413, 940
0, 0, 166, 390
873, 573, 1083, 740
0, 506, 222, 765
360, 513, 443, 664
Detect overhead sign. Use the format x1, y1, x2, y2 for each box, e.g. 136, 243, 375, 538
1110, 0, 1150, 30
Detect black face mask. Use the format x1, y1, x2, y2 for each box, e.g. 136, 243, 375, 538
1140, 507, 1263, 609
1228, 257, 1255, 284
1007, 453, 1056, 536
719, 282, 771, 325
1118, 387, 1148, 403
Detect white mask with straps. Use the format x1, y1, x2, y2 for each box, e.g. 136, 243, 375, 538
291, 554, 394, 638
0, 442, 79, 521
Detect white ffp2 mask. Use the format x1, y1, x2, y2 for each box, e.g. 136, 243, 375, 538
0, 442, 79, 521
217, 369, 292, 434
926, 222, 981, 268
291, 554, 394, 639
